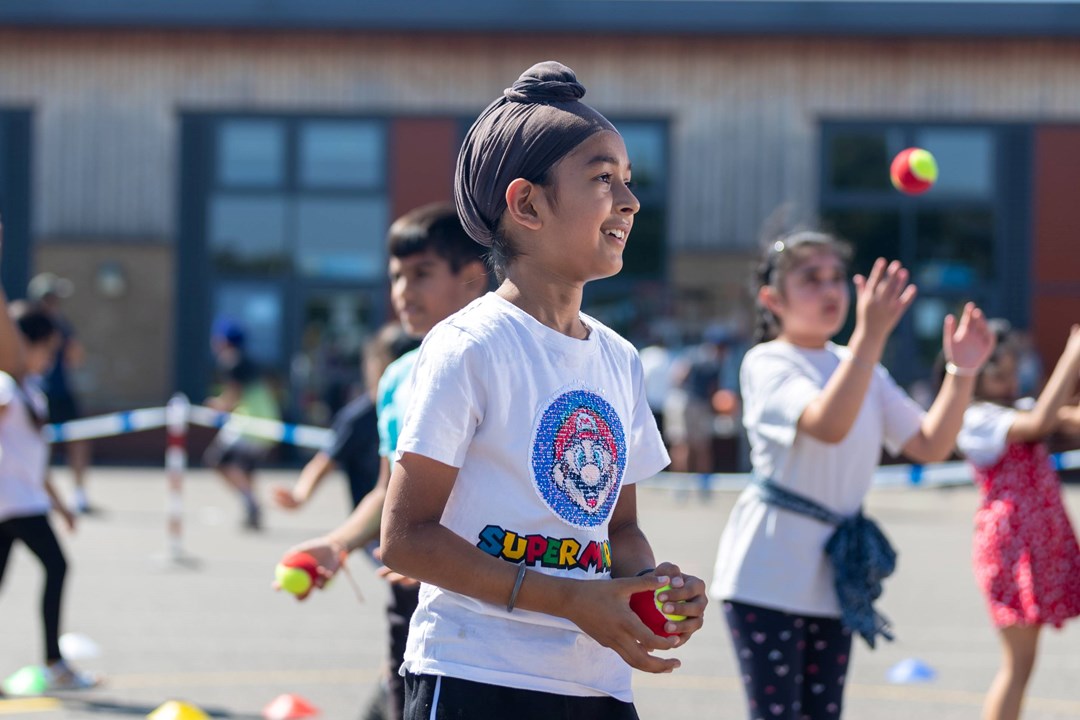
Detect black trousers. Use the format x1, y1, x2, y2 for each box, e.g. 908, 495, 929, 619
404, 673, 639, 720
386, 583, 421, 720
0, 514, 68, 662
723, 600, 852, 720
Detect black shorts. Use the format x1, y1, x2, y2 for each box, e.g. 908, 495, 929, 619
203, 436, 269, 474
404, 673, 638, 720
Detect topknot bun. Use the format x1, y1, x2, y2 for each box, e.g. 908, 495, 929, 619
503, 60, 586, 103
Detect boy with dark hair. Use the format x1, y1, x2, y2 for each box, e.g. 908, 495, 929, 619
277, 201, 488, 720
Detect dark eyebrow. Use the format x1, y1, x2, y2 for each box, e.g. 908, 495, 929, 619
585, 154, 632, 171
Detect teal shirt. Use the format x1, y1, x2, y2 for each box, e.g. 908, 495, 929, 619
377, 348, 419, 458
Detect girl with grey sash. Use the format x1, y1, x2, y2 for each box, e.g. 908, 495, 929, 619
710, 231, 994, 719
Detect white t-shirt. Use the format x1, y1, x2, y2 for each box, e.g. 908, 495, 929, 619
0, 372, 51, 523
957, 401, 1019, 468
396, 293, 670, 701
710, 341, 923, 617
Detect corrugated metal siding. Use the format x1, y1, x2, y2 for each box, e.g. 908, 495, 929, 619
5, 31, 1080, 247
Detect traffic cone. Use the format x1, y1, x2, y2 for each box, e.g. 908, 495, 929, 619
2, 665, 47, 696
146, 700, 211, 720
262, 693, 319, 719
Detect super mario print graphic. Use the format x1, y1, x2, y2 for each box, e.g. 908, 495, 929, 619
531, 388, 627, 528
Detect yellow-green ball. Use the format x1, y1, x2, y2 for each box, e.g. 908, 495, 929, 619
276, 564, 313, 596
654, 583, 687, 622
908, 148, 939, 183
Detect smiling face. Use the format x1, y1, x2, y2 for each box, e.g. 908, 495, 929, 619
389, 250, 485, 337
763, 246, 850, 348
524, 130, 640, 284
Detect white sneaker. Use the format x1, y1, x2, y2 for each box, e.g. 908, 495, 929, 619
44, 660, 100, 691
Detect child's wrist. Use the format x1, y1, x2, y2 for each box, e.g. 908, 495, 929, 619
945, 361, 980, 377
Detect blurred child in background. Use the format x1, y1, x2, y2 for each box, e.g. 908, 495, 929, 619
955, 321, 1080, 720
0, 219, 98, 690
204, 319, 280, 531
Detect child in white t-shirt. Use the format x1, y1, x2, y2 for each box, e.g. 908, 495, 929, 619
711, 230, 994, 719
956, 321, 1080, 720
0, 224, 99, 691
378, 61, 707, 720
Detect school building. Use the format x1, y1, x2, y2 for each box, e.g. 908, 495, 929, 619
1, 1, 1079, 455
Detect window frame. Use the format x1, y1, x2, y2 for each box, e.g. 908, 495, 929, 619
819, 119, 1032, 387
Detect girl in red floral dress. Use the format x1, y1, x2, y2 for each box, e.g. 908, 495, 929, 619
957, 322, 1080, 720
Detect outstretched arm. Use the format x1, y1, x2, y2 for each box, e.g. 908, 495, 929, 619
273, 451, 337, 509
903, 303, 994, 463
799, 259, 916, 444
1008, 325, 1080, 442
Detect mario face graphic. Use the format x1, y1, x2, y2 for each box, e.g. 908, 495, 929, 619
553, 410, 615, 514
532, 389, 626, 528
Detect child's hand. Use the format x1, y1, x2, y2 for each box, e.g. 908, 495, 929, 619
943, 302, 994, 372
652, 561, 708, 642
1062, 324, 1080, 364
273, 537, 343, 598
272, 485, 306, 510
56, 505, 76, 533
375, 564, 421, 588
564, 573, 681, 674
853, 258, 917, 345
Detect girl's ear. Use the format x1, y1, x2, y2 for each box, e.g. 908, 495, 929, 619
758, 284, 784, 318
504, 178, 544, 232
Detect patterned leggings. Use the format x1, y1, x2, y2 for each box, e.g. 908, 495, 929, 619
723, 600, 852, 720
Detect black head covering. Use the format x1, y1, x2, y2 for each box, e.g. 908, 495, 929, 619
454, 61, 617, 247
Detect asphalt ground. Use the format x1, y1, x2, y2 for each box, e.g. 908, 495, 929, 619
1, 467, 1079, 719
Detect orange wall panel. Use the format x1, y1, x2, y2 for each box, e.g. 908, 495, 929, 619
389, 118, 458, 222
1031, 126, 1080, 370
1032, 127, 1080, 286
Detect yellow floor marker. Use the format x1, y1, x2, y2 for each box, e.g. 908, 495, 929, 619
0, 696, 61, 715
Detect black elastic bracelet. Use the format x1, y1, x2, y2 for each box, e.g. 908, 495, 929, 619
635, 567, 656, 577
506, 562, 528, 613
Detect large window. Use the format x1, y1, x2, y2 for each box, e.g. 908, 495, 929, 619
0, 111, 31, 299
583, 119, 669, 343
178, 115, 389, 425
820, 122, 1031, 389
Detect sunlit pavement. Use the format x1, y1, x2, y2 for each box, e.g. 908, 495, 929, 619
2, 468, 1078, 719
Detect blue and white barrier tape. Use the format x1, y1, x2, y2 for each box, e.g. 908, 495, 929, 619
186, 406, 333, 449
45, 404, 333, 450
44, 407, 167, 443
647, 449, 1080, 491
42, 402, 1080, 486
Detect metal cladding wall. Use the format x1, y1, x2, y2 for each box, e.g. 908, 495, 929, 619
5, 30, 1080, 251
2, 28, 1080, 409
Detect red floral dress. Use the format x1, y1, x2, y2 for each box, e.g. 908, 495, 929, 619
972, 442, 1080, 628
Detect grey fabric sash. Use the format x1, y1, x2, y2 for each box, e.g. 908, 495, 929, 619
752, 477, 896, 648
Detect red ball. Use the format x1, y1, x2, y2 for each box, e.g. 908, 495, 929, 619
629, 589, 678, 638
889, 147, 938, 196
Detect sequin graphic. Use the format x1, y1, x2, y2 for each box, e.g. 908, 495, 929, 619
531, 389, 626, 528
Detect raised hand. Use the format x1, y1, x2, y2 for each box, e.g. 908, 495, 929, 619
563, 573, 681, 674
852, 258, 918, 345
1062, 324, 1080, 365
943, 303, 994, 372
